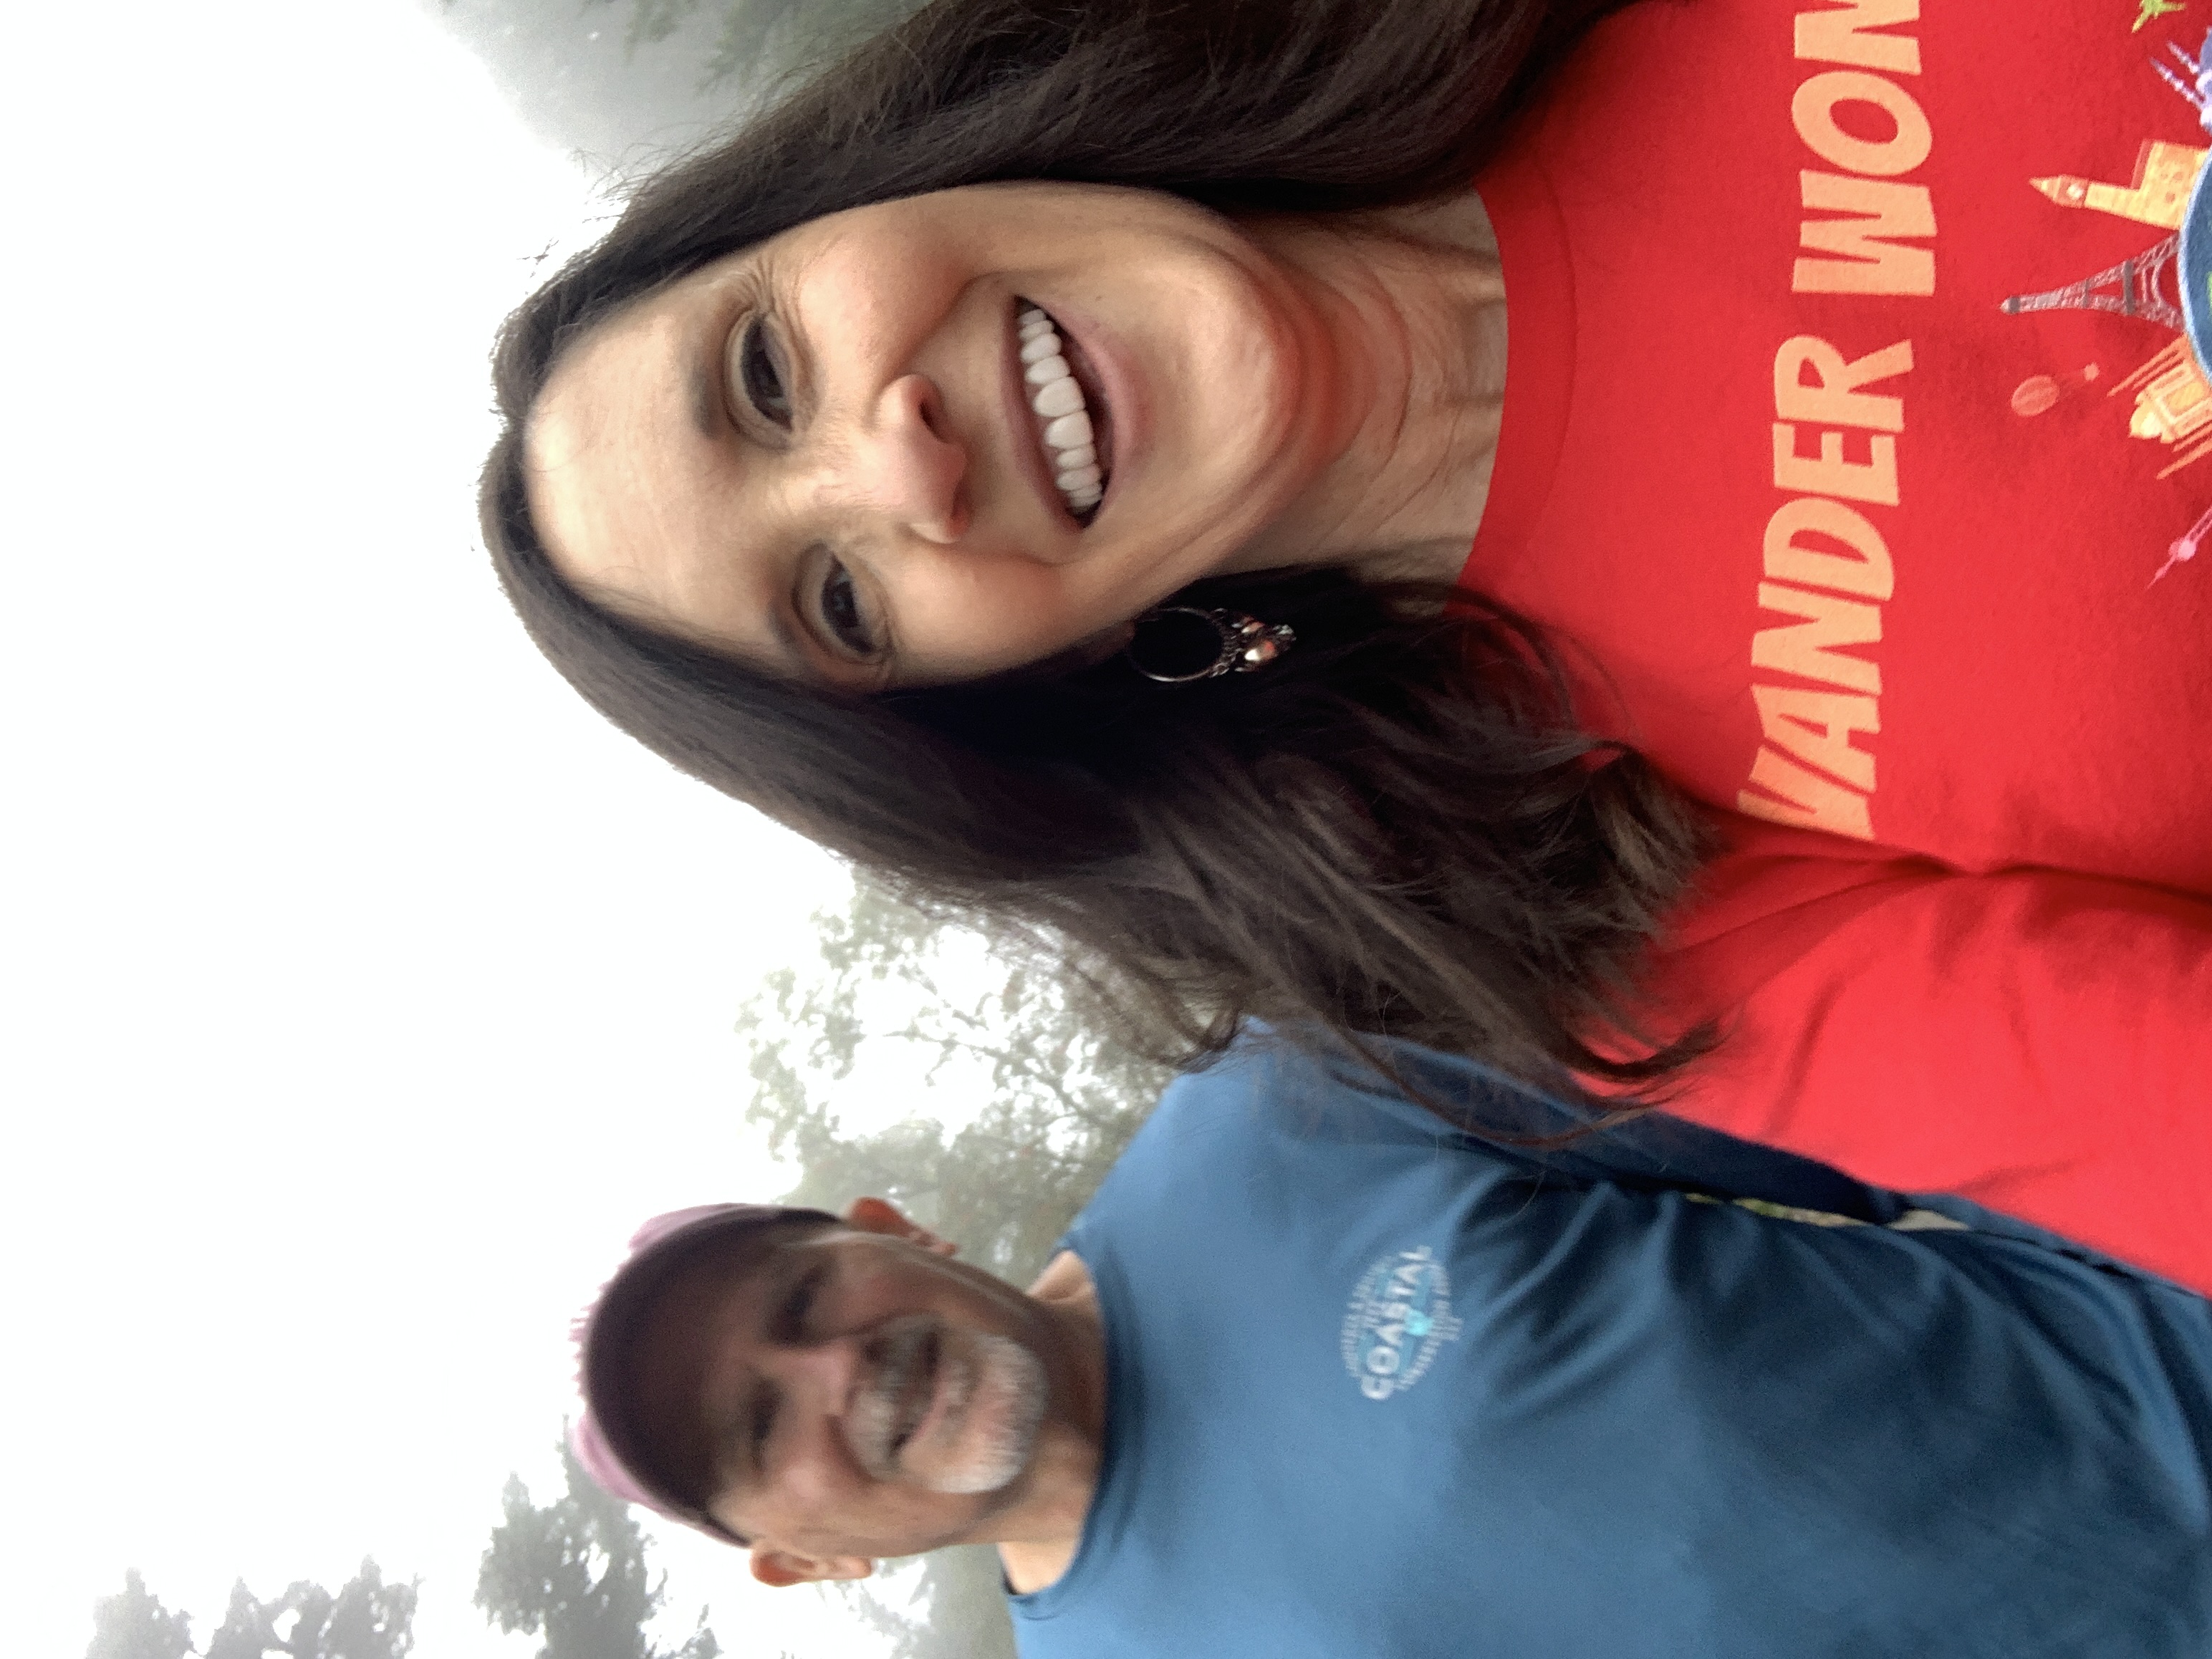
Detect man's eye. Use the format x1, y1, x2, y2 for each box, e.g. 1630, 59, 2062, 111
738, 317, 792, 429
818, 561, 877, 658
779, 1266, 823, 1342
749, 1390, 777, 1464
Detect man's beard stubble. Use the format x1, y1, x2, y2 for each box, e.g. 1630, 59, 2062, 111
848, 1314, 1049, 1496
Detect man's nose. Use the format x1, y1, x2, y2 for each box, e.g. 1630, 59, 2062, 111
761, 1332, 861, 1418
818, 372, 971, 545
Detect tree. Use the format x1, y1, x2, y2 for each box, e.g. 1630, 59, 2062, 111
430, 0, 923, 168
87, 1570, 194, 1659
577, 0, 921, 92
736, 882, 1166, 1656
875, 1549, 1020, 1659
479, 887, 1148, 1659
202, 1561, 416, 1659
740, 880, 1169, 1284
477, 1438, 719, 1659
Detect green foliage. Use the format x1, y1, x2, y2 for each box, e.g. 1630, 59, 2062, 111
898, 1549, 1021, 1659
734, 882, 1165, 1656
484, 885, 1153, 1659
604, 0, 711, 52
741, 880, 1168, 1284
87, 1570, 194, 1659
199, 1561, 416, 1659
578, 0, 924, 91
476, 1438, 718, 1659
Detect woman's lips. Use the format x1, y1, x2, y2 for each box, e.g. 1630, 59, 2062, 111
1010, 302, 1112, 523
1042, 300, 1133, 519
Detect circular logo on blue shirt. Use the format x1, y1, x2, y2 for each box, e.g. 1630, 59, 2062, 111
1340, 1245, 1464, 1400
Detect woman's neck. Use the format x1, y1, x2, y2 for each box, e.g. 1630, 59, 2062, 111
1225, 193, 1509, 585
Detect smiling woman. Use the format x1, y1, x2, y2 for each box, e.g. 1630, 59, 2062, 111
524, 179, 1377, 688
483, 0, 2212, 1293
485, 0, 1688, 1099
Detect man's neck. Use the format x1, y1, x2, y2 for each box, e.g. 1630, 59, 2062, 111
996, 1249, 1106, 1593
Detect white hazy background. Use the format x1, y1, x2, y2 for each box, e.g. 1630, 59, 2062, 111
3, 4, 892, 1655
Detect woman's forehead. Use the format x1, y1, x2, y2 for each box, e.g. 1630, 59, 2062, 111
521, 288, 779, 651
526, 302, 694, 538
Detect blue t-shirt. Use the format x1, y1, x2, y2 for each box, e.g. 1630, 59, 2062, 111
1008, 1037, 2212, 1658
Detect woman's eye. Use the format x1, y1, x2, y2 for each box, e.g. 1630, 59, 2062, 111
737, 316, 792, 430
817, 562, 877, 658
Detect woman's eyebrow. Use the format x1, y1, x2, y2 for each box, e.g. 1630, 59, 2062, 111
689, 307, 728, 442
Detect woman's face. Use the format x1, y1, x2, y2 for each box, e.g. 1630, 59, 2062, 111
524, 182, 1344, 688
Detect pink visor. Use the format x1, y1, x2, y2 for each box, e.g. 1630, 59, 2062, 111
570, 1201, 837, 1542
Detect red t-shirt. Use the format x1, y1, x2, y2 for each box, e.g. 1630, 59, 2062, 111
1466, 0, 2212, 1288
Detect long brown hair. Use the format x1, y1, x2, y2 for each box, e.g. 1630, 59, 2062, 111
481, 0, 1709, 1095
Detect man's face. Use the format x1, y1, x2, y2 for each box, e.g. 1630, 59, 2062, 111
628, 1214, 1062, 1581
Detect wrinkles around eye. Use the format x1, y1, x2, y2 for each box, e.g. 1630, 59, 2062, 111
793, 548, 890, 680
725, 312, 794, 433
819, 561, 877, 656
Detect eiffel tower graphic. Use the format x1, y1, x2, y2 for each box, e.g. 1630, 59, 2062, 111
1999, 234, 2184, 331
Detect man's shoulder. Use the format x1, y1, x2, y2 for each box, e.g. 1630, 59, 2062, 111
1069, 1034, 1526, 1247
1083, 1030, 1939, 1242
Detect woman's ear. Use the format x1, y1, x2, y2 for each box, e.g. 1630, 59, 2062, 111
750, 1547, 875, 1587
842, 1196, 958, 1256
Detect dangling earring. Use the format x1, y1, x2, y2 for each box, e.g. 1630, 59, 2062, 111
1125, 607, 1297, 684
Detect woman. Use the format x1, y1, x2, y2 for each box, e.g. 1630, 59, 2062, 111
482, 0, 2212, 1287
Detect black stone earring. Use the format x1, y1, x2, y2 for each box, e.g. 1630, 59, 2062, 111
1125, 607, 1297, 684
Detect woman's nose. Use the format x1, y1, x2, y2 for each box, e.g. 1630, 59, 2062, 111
819, 372, 971, 544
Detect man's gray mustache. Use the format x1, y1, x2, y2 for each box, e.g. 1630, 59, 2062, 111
845, 1315, 1047, 1495
847, 1315, 941, 1481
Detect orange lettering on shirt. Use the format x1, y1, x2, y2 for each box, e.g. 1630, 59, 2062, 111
1794, 0, 1920, 75
1772, 423, 1900, 504
1739, 747, 1876, 839
1764, 497, 1895, 599
1751, 583, 1884, 693
1774, 336, 1913, 433
1753, 684, 1878, 791
1794, 173, 1936, 294
1753, 7, 1923, 847
1792, 70, 1932, 176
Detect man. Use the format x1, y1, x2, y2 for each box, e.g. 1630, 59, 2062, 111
573, 1038, 2212, 1657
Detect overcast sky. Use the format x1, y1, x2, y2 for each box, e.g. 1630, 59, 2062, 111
4, 4, 898, 1654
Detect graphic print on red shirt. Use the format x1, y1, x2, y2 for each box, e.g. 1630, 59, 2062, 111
1464, 1, 2212, 1292
1467, 0, 2212, 893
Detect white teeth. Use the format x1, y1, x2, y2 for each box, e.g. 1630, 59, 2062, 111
1032, 378, 1085, 419
1012, 305, 1108, 519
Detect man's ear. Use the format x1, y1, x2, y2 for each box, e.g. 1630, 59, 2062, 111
749, 1547, 875, 1587
842, 1196, 958, 1257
